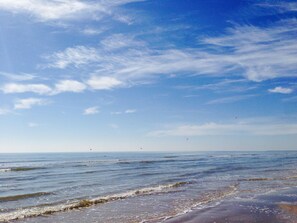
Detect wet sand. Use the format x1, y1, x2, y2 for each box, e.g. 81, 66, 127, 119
165, 188, 297, 223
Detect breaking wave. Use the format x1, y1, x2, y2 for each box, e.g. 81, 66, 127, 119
0, 181, 189, 222
0, 192, 53, 202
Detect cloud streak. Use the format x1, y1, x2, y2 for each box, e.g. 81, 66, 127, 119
45, 46, 100, 69
268, 86, 293, 94
2, 83, 52, 95
0, 0, 144, 22
149, 121, 297, 137
207, 94, 256, 105
43, 18, 297, 89
14, 98, 49, 110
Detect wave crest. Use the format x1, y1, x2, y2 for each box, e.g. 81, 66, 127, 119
0, 181, 189, 222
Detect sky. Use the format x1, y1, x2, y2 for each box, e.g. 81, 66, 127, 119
0, 0, 297, 152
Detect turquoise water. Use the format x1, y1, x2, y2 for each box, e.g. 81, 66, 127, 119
0, 151, 297, 222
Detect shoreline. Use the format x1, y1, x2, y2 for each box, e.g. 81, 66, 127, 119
165, 187, 297, 223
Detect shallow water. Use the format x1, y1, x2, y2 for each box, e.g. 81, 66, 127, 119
0, 151, 297, 222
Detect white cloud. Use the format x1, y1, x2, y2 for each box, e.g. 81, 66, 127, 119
258, 2, 297, 12
268, 86, 293, 94
54, 80, 86, 93
87, 76, 122, 90
100, 34, 145, 50
207, 94, 256, 105
0, 0, 148, 30
45, 46, 100, 69
46, 19, 297, 86
2, 83, 52, 95
0, 72, 36, 81
14, 98, 49, 110
125, 109, 136, 113
202, 20, 297, 81
0, 0, 144, 22
149, 122, 297, 137
0, 0, 97, 21
82, 28, 104, 35
111, 109, 136, 115
83, 106, 99, 115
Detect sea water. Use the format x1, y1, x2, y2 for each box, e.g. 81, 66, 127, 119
0, 151, 297, 222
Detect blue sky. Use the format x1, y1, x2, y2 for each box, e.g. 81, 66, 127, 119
0, 0, 297, 152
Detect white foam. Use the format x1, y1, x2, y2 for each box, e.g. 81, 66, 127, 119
0, 181, 188, 222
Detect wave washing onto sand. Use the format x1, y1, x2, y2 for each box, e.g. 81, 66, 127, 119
141, 183, 239, 223
0, 181, 189, 222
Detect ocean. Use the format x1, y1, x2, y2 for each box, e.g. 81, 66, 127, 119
0, 151, 297, 222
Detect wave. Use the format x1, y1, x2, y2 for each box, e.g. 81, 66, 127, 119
0, 192, 53, 202
239, 177, 273, 182
0, 167, 44, 173
0, 181, 189, 222
142, 183, 239, 223
239, 174, 297, 182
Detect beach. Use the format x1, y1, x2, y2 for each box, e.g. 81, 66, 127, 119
1, 151, 297, 222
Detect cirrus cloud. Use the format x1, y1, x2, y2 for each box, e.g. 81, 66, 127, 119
0, 0, 145, 22
149, 121, 297, 137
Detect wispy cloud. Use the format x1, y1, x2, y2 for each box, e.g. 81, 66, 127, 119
268, 86, 293, 94
207, 94, 256, 105
54, 80, 86, 94
0, 72, 36, 81
176, 79, 256, 93
100, 34, 145, 50
0, 0, 99, 21
81, 28, 105, 35
0, 0, 144, 22
2, 83, 52, 95
43, 18, 297, 88
149, 121, 297, 137
258, 2, 297, 13
83, 106, 99, 115
45, 46, 100, 69
125, 109, 137, 113
202, 19, 297, 81
14, 98, 49, 110
111, 109, 137, 115
87, 76, 122, 90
